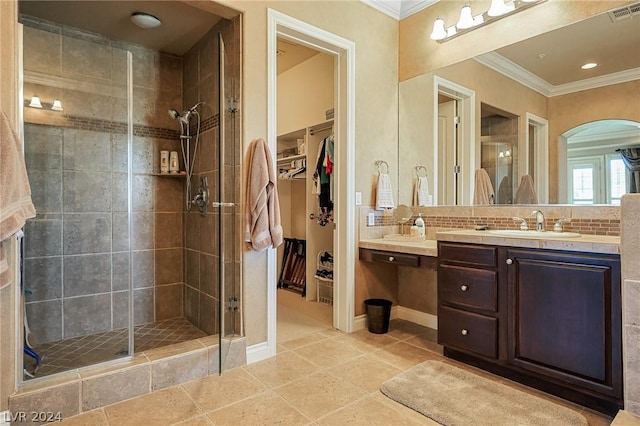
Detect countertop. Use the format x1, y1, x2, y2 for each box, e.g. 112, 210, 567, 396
359, 230, 620, 257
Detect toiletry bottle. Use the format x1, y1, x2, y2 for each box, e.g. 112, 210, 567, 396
169, 151, 179, 173
160, 150, 169, 174
415, 213, 425, 237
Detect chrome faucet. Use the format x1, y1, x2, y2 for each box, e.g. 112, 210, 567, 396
531, 210, 545, 232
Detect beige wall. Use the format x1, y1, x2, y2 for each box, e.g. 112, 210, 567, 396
399, 0, 631, 82
548, 80, 640, 202
0, 0, 18, 412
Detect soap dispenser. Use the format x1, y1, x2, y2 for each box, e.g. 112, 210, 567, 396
414, 213, 425, 237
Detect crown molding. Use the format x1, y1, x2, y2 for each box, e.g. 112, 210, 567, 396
474, 51, 640, 98
360, 0, 438, 20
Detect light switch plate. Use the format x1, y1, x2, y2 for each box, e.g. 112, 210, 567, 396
355, 192, 362, 205
368, 212, 375, 226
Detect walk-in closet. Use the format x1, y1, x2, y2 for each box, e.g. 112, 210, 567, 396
275, 37, 335, 342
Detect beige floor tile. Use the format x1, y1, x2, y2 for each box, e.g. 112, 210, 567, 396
276, 370, 368, 420
182, 367, 268, 412
404, 334, 443, 355
386, 319, 432, 341
581, 409, 614, 426
332, 329, 400, 353
368, 341, 439, 370
205, 391, 312, 425
244, 351, 322, 389
294, 338, 364, 368
171, 414, 213, 425
281, 331, 330, 350
103, 386, 202, 426
60, 409, 108, 425
317, 393, 427, 426
326, 355, 403, 393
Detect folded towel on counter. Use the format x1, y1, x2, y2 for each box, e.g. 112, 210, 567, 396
413, 176, 432, 207
1, 111, 36, 289
514, 174, 538, 204
376, 173, 395, 210
473, 169, 495, 205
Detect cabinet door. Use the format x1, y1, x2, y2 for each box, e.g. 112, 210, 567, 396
506, 249, 622, 398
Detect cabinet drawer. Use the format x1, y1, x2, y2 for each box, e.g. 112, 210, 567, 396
439, 265, 497, 311
369, 250, 420, 267
439, 243, 496, 267
438, 306, 497, 359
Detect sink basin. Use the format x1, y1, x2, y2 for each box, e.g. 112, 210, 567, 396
488, 230, 581, 239
383, 234, 426, 242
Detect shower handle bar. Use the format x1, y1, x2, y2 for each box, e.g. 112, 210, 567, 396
211, 201, 235, 207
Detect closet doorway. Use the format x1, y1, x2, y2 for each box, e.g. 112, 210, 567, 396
275, 36, 335, 344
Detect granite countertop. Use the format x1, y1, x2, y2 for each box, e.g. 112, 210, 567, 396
359, 230, 620, 257
436, 229, 620, 255
359, 238, 438, 257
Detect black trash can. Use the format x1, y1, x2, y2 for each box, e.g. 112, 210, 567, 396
364, 298, 392, 334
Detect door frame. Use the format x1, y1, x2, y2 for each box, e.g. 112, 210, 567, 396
263, 9, 356, 359
524, 113, 549, 203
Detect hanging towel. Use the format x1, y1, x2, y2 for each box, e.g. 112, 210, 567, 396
244, 138, 283, 252
376, 173, 395, 210
413, 176, 432, 207
473, 169, 495, 205
514, 174, 538, 204
0, 110, 36, 289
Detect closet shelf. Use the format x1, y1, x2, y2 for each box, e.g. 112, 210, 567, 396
277, 154, 306, 165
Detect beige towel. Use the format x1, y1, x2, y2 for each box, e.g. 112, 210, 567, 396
473, 169, 495, 205
515, 174, 538, 204
244, 138, 283, 251
1, 111, 36, 289
413, 176, 432, 207
376, 173, 395, 210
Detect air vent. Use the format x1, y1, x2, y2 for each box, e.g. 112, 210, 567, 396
608, 3, 640, 22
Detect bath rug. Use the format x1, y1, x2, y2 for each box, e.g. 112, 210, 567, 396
381, 360, 587, 426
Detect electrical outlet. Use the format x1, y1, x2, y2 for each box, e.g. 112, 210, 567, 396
355, 192, 362, 205
368, 212, 375, 226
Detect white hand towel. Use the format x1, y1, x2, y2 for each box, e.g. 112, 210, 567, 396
376, 173, 395, 210
473, 169, 495, 205
413, 176, 432, 207
515, 174, 538, 204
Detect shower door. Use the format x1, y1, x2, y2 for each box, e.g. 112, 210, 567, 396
218, 31, 242, 372
21, 18, 133, 380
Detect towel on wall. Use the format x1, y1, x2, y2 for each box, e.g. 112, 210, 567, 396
1, 110, 36, 289
376, 173, 395, 210
244, 138, 283, 252
413, 176, 432, 207
473, 169, 495, 205
514, 174, 538, 204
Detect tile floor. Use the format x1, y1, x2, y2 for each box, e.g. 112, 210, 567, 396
25, 318, 207, 379
57, 312, 613, 425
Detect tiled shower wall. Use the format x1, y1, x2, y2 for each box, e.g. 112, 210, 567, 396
22, 16, 186, 343
183, 17, 242, 336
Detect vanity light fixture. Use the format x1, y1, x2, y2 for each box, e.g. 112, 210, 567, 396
28, 96, 42, 108
430, 0, 546, 43
581, 62, 598, 70
51, 99, 64, 111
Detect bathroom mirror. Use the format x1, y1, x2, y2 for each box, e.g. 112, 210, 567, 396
398, 8, 640, 206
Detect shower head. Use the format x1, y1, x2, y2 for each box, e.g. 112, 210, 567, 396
168, 109, 180, 120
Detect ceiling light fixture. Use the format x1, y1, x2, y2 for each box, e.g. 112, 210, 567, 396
130, 12, 162, 29
430, 0, 546, 43
581, 62, 598, 70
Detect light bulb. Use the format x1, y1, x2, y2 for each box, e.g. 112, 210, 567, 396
457, 5, 475, 29
487, 0, 512, 16
430, 18, 447, 41
29, 96, 43, 108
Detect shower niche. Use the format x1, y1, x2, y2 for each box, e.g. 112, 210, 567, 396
18, 1, 242, 382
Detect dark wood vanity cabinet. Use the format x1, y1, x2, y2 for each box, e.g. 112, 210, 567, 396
437, 241, 623, 415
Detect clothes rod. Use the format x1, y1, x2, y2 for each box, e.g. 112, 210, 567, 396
309, 125, 333, 135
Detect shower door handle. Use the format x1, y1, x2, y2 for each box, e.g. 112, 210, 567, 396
211, 201, 235, 207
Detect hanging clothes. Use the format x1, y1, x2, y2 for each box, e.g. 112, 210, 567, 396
313, 135, 334, 226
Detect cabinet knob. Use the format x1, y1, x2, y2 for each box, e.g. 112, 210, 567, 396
461, 329, 468, 336
388, 256, 395, 262
506, 258, 513, 265
460, 285, 468, 292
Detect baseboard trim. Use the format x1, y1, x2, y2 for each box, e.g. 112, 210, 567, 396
246, 341, 273, 365
354, 306, 437, 332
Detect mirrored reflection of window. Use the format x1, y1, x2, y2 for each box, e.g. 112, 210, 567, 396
608, 155, 627, 205
568, 154, 628, 205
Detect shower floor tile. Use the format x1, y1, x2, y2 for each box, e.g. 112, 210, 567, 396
24, 318, 207, 380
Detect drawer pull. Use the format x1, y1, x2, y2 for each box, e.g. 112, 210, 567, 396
388, 256, 395, 262
506, 258, 513, 265
461, 329, 469, 336
460, 285, 468, 292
